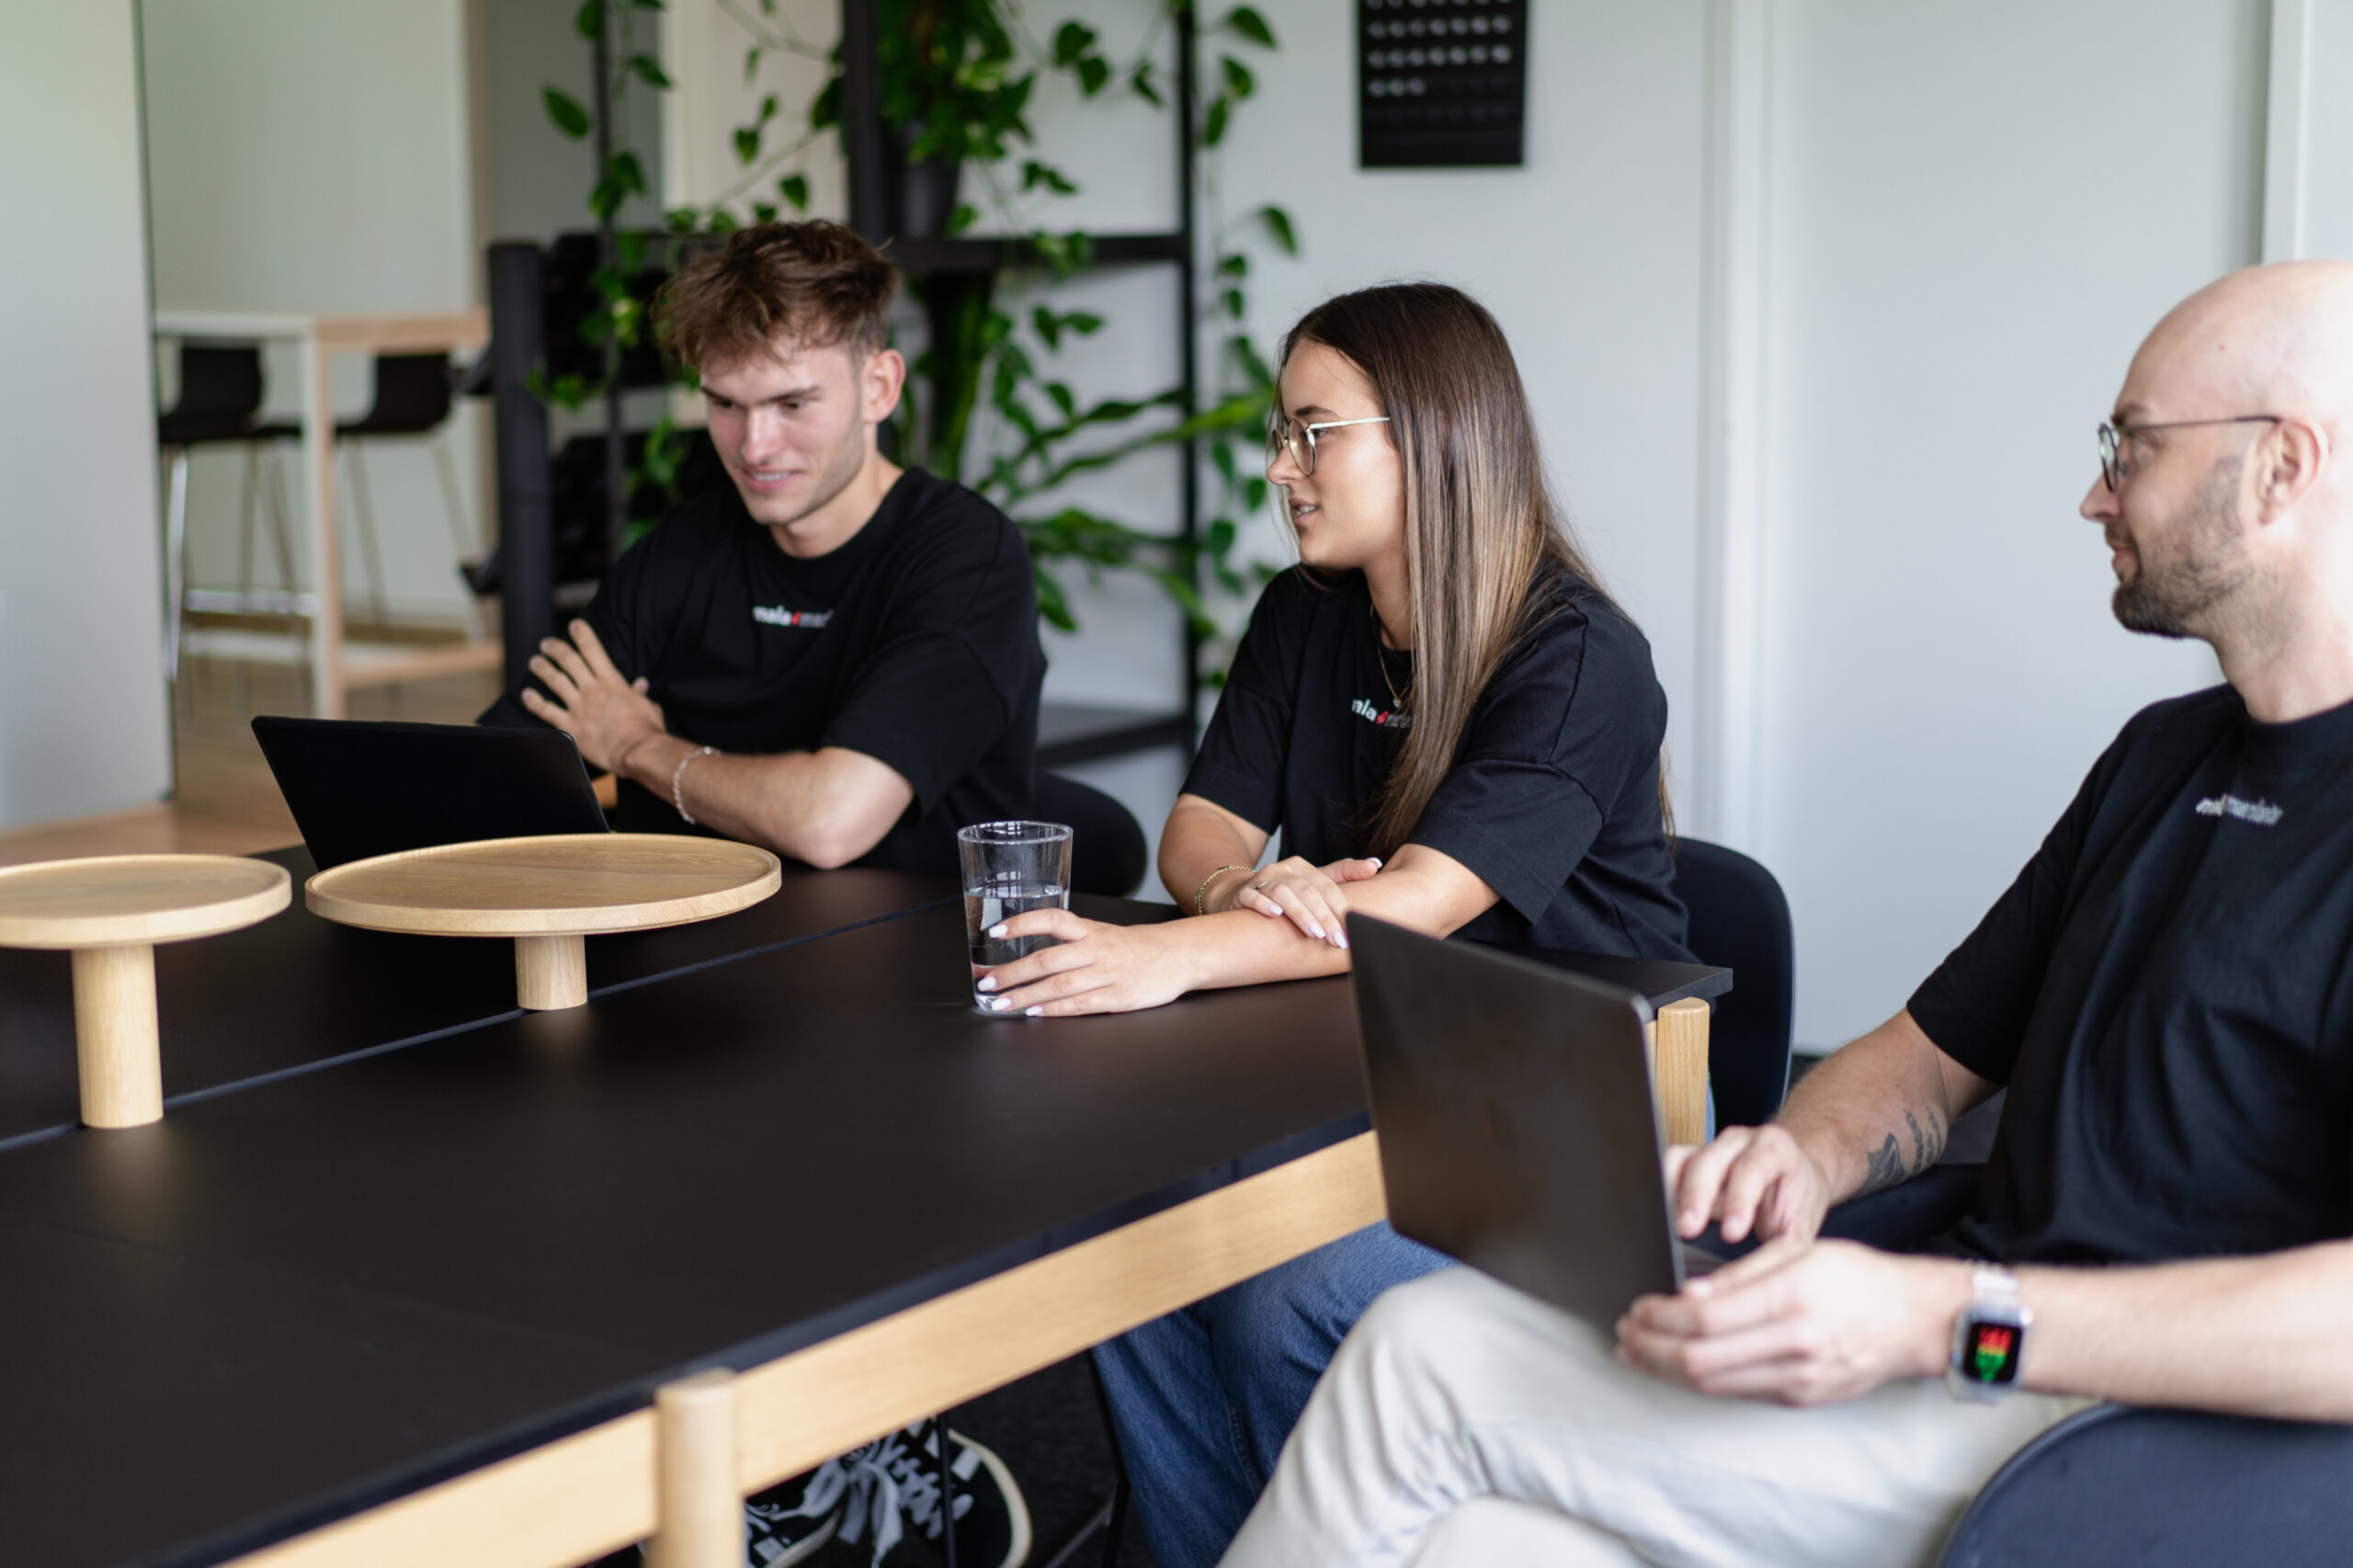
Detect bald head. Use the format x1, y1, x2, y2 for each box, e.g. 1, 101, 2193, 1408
2088, 261, 2353, 720
2125, 260, 2353, 435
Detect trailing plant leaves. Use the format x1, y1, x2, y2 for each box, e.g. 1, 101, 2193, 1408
744, 46, 762, 83
1221, 55, 1255, 99
1077, 56, 1110, 96
1203, 96, 1229, 147
1224, 6, 1277, 48
544, 87, 592, 140
949, 203, 980, 234
1217, 252, 1247, 278
1021, 159, 1078, 196
1051, 21, 1097, 66
627, 53, 672, 89
733, 126, 759, 165
574, 0, 605, 41
753, 201, 779, 222
778, 173, 810, 210
1222, 288, 1245, 320
1258, 205, 1298, 255
1131, 62, 1163, 107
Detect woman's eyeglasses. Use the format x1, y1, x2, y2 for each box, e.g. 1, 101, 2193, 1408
1267, 415, 1391, 477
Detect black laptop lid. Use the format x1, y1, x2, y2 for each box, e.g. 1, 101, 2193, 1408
1348, 914, 1681, 1329
252, 717, 610, 869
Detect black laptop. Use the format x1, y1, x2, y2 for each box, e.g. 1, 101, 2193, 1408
1348, 914, 1705, 1330
252, 717, 611, 869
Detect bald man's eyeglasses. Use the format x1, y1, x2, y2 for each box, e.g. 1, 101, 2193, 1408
2097, 415, 2281, 492
1267, 415, 1390, 477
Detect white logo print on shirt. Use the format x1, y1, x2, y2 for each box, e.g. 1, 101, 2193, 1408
2194, 793, 2283, 825
753, 606, 832, 629
1349, 697, 1411, 731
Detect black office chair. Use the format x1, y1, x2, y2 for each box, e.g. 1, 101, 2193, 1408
1940, 1403, 2353, 1567
1670, 836, 1796, 1128
1036, 772, 1149, 899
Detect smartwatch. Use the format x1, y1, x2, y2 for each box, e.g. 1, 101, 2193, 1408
1948, 1266, 2030, 1403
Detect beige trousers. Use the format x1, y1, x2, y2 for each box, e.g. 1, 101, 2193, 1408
1222, 1265, 2089, 1568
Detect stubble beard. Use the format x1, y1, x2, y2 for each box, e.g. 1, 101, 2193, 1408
2111, 454, 2251, 640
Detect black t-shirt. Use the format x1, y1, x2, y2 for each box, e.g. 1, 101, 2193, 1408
1186, 565, 1690, 957
1911, 686, 2353, 1266
480, 467, 1044, 876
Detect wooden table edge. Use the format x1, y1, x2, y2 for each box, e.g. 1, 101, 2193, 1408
222, 1131, 1386, 1568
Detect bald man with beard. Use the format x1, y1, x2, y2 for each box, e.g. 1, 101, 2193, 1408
1215, 262, 2353, 1568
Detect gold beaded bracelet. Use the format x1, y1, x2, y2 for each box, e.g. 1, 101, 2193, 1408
1195, 863, 1256, 917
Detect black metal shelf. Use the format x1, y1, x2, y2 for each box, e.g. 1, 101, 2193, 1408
885, 231, 1187, 275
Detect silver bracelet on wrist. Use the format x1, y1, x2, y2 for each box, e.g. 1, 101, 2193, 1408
671, 745, 716, 824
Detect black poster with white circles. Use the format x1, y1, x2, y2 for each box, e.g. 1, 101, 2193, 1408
1358, 0, 1528, 167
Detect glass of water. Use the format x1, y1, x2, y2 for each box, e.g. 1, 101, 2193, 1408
958, 820, 1074, 1013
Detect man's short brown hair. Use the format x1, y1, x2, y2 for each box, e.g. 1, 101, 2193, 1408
655, 220, 897, 375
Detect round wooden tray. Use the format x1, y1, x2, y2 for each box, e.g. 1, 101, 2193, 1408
304, 834, 781, 1010
0, 854, 290, 949
0, 855, 292, 1130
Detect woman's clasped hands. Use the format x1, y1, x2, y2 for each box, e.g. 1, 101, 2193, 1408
975, 855, 1384, 1017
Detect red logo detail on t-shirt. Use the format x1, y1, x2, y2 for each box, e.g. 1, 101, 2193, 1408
1349, 697, 1411, 731
752, 606, 833, 629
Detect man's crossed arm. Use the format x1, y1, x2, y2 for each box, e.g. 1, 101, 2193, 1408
521, 620, 913, 869
1616, 1009, 2353, 1422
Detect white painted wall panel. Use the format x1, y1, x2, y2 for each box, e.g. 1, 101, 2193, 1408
0, 4, 176, 829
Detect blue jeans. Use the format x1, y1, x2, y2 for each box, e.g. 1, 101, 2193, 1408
1092, 1221, 1451, 1568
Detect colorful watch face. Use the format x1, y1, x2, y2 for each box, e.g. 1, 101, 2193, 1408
1961, 1317, 2023, 1386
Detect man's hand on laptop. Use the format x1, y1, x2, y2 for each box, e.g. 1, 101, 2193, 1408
1614, 1237, 1970, 1406
1666, 1124, 1835, 1247
521, 619, 666, 773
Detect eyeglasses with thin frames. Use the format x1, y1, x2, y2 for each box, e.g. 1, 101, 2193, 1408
2097, 415, 2281, 492
1267, 415, 1391, 477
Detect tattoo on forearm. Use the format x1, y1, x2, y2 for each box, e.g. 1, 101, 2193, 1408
1859, 1108, 1948, 1199
1860, 1133, 1906, 1197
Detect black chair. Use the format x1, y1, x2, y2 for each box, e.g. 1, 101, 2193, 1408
157, 343, 280, 679
1036, 772, 1149, 898
258, 354, 472, 631
1820, 1167, 2353, 1565
1670, 836, 1796, 1128
1940, 1403, 2353, 1567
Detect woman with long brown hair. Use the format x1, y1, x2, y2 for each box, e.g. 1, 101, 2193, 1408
984, 282, 1692, 1567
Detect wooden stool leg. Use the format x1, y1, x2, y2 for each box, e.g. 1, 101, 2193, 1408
1651, 998, 1712, 1148
651, 1369, 738, 1568
515, 934, 586, 1010
72, 944, 163, 1129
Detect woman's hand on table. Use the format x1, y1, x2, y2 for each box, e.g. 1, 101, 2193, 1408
1209, 855, 1383, 949
974, 910, 1202, 1017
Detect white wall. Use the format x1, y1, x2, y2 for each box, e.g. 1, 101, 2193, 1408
142, 0, 487, 628
1746, 1, 2267, 1047
0, 5, 176, 829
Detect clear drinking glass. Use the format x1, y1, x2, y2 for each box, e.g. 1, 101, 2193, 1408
958, 820, 1074, 1013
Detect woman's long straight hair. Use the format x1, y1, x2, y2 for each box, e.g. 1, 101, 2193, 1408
1279, 283, 1633, 858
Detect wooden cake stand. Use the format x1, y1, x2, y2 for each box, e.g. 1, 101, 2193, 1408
304, 834, 782, 1011
0, 854, 292, 1128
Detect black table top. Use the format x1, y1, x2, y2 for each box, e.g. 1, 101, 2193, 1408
0, 866, 1730, 1568
0, 898, 1377, 1568
0, 846, 949, 1148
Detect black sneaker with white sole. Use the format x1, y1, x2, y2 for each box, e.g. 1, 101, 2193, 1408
593, 1416, 1030, 1568
773, 1416, 1030, 1568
